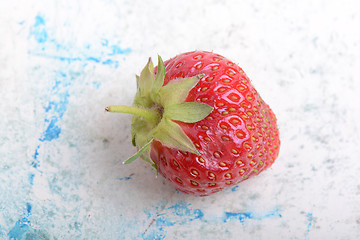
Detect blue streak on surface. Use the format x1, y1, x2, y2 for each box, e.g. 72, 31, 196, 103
223, 207, 282, 223
39, 72, 70, 142
143, 202, 281, 239
9, 15, 74, 238
31, 145, 40, 169
28, 13, 132, 68
40, 119, 61, 142
117, 176, 132, 181
10, 13, 133, 239
29, 27, 132, 69
28, 53, 82, 63
224, 211, 254, 223
86, 57, 101, 63
8, 203, 32, 240
108, 45, 132, 56
263, 208, 283, 218
101, 59, 119, 68
101, 59, 114, 65
305, 213, 313, 240
143, 202, 204, 240
167, 202, 204, 221
29, 50, 128, 68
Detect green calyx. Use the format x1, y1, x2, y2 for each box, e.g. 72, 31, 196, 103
105, 55, 213, 166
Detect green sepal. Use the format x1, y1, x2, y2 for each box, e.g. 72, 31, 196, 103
133, 58, 155, 108
123, 138, 154, 164
131, 115, 152, 155
150, 55, 166, 103
151, 162, 159, 174
139, 58, 155, 97
135, 75, 140, 89
106, 55, 215, 167
152, 118, 199, 155
164, 102, 213, 123
158, 74, 204, 106
141, 150, 159, 174
141, 153, 154, 164
132, 135, 136, 146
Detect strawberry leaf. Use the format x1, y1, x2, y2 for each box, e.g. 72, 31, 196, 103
123, 138, 154, 164
152, 118, 199, 155
164, 102, 213, 123
158, 74, 204, 106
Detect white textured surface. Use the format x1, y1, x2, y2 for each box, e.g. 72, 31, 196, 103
1, 0, 360, 239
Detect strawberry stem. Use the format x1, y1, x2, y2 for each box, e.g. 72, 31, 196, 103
105, 105, 160, 127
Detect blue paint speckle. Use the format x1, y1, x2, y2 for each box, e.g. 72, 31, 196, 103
144, 230, 165, 240
32, 145, 39, 161
92, 81, 101, 89
8, 219, 30, 240
224, 211, 254, 223
101, 39, 109, 46
231, 185, 239, 192
30, 15, 48, 43
8, 203, 32, 240
39, 73, 71, 142
40, 118, 61, 142
264, 209, 283, 218
86, 57, 101, 63
167, 202, 204, 221
57, 56, 82, 63
44, 97, 70, 116
101, 59, 113, 65
305, 213, 313, 240
156, 217, 175, 227
26, 203, 32, 214
31, 145, 40, 169
34, 15, 45, 26
117, 176, 132, 181
108, 45, 132, 56
28, 173, 35, 185
101, 59, 118, 67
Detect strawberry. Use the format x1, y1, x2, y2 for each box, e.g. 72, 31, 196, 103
106, 51, 280, 196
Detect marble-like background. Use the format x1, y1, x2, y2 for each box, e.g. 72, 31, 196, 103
1, 0, 359, 239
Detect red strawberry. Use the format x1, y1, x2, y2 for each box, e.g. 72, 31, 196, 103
106, 51, 280, 196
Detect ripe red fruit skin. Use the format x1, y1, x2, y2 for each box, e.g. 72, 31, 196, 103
150, 51, 280, 196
